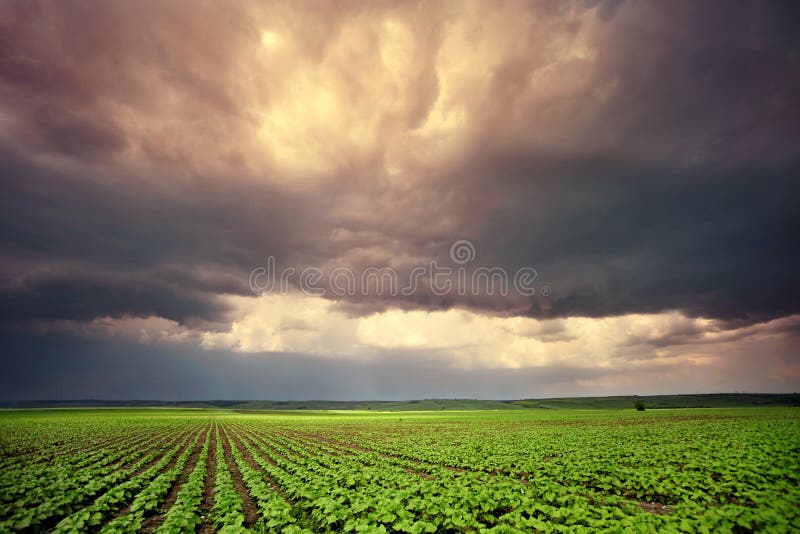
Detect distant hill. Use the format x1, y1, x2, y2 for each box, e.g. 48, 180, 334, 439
0, 398, 520, 411
229, 399, 522, 411
1, 393, 798, 411
508, 393, 800, 410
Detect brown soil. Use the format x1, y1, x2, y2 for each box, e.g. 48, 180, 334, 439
140, 423, 212, 533
287, 430, 472, 476
242, 429, 290, 465
37, 431, 194, 534
119, 432, 178, 472
405, 468, 433, 480
198, 423, 217, 534
125, 424, 202, 480
90, 424, 203, 532
228, 428, 292, 503
637, 501, 675, 515
219, 425, 259, 528
54, 433, 130, 461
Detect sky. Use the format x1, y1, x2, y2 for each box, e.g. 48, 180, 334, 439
1, 0, 798, 400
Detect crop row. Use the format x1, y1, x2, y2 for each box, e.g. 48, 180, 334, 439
1, 409, 797, 533
1, 426, 201, 532
227, 412, 800, 533
53, 423, 202, 533
154, 425, 212, 533
97, 424, 208, 533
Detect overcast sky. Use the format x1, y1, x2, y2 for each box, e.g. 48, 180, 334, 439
1, 0, 798, 400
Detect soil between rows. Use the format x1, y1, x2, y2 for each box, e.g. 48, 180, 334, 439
99, 424, 204, 530
230, 428, 294, 503
219, 425, 259, 528
140, 423, 212, 532
198, 422, 217, 534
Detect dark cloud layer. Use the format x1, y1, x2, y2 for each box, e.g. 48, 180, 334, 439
481, 155, 800, 323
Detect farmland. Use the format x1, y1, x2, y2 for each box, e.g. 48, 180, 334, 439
0, 408, 798, 533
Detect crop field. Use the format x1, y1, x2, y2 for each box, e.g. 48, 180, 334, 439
0, 408, 798, 533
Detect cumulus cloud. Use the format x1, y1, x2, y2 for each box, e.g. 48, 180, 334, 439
12, 294, 799, 399
36, 292, 800, 378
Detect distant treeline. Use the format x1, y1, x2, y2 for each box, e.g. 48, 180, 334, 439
1, 393, 798, 411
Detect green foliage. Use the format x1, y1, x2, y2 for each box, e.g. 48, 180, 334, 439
156, 427, 211, 533
0, 408, 798, 533
211, 423, 247, 529
634, 400, 646, 411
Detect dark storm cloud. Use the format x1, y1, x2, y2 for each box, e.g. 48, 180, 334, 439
31, 106, 128, 158
618, 315, 800, 355
0, 268, 230, 325
478, 154, 800, 324
441, 0, 800, 324
0, 0, 798, 335
0, 146, 317, 325
598, 1, 799, 166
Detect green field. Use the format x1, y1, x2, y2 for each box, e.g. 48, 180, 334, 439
1, 408, 798, 533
